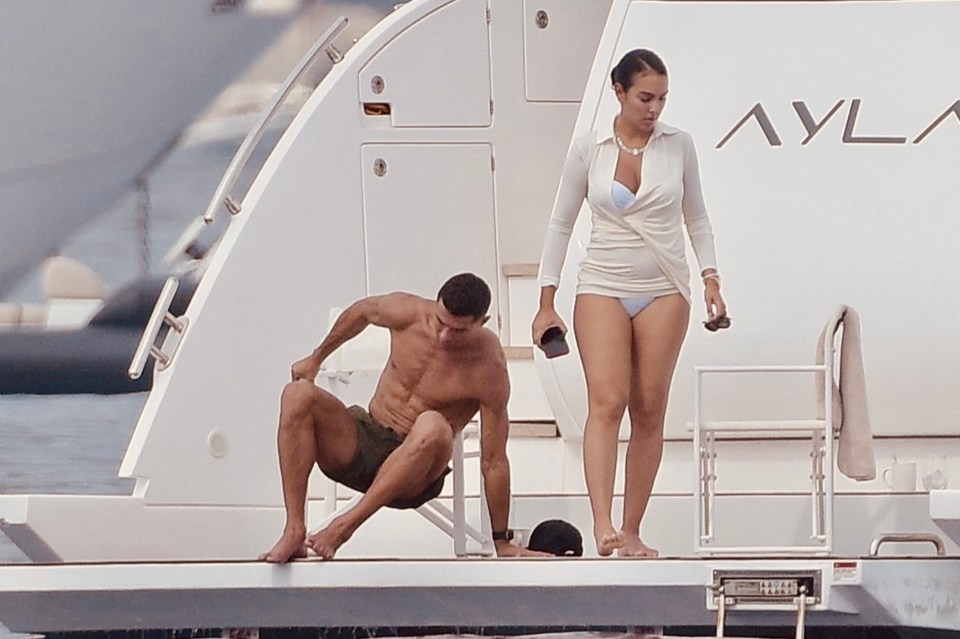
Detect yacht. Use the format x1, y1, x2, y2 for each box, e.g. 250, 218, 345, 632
2, 1, 959, 636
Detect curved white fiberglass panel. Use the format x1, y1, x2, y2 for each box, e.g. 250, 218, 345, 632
119, 0, 611, 505
539, 0, 960, 440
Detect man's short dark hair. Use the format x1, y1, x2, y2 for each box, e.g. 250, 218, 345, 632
437, 273, 491, 319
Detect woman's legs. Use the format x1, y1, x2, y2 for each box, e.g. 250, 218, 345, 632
574, 294, 634, 556
621, 293, 689, 557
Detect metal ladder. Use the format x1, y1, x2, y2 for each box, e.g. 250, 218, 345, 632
709, 572, 818, 639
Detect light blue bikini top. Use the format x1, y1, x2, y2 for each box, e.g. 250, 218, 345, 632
611, 180, 635, 210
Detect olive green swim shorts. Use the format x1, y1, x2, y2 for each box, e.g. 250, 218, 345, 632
325, 405, 450, 509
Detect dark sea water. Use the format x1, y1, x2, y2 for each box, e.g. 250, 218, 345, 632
0, 393, 146, 496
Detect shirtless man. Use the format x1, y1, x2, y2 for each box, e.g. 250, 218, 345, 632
260, 273, 545, 562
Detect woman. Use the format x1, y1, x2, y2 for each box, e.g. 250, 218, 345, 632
532, 49, 728, 557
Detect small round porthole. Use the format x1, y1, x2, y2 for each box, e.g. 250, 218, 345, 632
207, 430, 229, 458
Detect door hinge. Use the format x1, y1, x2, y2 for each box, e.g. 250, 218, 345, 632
490, 154, 496, 171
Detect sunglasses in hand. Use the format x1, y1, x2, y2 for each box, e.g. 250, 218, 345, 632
703, 315, 731, 332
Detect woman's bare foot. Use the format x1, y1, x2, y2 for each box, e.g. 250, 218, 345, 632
259, 527, 308, 563
306, 521, 352, 560
594, 527, 626, 557
618, 534, 659, 558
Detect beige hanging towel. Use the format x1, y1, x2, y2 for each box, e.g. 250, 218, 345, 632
817, 305, 877, 481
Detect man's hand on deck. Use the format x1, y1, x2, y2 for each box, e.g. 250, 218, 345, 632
495, 540, 552, 558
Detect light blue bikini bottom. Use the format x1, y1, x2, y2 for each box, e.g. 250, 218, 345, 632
620, 294, 657, 318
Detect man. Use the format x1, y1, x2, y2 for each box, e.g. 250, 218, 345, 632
260, 273, 546, 561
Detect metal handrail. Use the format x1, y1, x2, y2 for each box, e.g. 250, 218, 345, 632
128, 277, 188, 380
202, 16, 349, 224
869, 532, 946, 556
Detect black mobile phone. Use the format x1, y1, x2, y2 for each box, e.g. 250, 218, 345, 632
540, 326, 570, 359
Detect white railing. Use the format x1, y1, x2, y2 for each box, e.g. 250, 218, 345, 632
202, 16, 349, 224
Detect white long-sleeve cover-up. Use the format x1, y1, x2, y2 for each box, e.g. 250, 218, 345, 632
538, 120, 718, 304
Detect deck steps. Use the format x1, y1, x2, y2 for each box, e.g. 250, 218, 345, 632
503, 345, 533, 360
508, 421, 558, 438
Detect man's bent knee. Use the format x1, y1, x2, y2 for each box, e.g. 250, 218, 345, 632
408, 412, 454, 457
412, 411, 453, 435
281, 379, 343, 415
281, 379, 317, 407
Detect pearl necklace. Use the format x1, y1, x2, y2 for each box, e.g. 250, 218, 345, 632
614, 118, 648, 156
615, 131, 647, 156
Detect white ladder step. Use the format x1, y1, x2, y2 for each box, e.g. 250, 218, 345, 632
701, 419, 827, 433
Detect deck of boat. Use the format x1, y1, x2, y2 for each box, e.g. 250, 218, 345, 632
2, 555, 959, 634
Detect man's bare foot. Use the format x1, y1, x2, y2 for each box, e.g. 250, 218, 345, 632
259, 528, 308, 563
618, 534, 659, 558
306, 522, 352, 560
594, 527, 626, 557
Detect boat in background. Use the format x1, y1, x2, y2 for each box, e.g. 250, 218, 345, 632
0, 267, 197, 395
0, 0, 302, 298
2, 0, 960, 636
